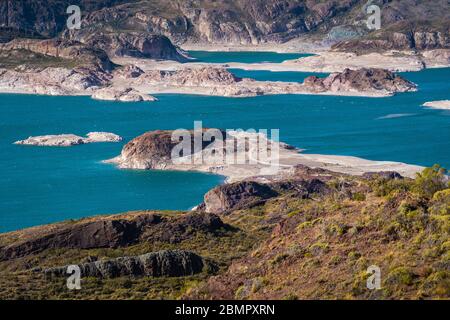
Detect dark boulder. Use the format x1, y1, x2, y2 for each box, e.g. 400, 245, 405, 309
362, 171, 404, 180
202, 181, 278, 214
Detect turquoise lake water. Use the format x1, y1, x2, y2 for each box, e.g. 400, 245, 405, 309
0, 53, 449, 232
188, 51, 312, 63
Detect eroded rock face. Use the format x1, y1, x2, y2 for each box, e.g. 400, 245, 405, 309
67, 32, 188, 62
92, 87, 157, 102
303, 68, 417, 94
44, 250, 216, 278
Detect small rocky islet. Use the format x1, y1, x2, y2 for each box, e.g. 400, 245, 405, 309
14, 132, 122, 146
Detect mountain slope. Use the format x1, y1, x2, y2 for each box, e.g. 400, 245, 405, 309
1, 0, 448, 50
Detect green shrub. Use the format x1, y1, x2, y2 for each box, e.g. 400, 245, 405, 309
352, 192, 366, 201
413, 164, 448, 198
429, 189, 450, 216
386, 267, 415, 286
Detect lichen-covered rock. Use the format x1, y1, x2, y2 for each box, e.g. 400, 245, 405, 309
44, 250, 217, 278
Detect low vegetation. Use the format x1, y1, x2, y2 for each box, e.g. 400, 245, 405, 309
0, 165, 448, 299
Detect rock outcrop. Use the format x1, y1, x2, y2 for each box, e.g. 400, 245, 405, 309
362, 171, 404, 180
44, 250, 216, 278
201, 181, 278, 214
14, 132, 122, 146
303, 68, 417, 95
92, 87, 156, 102
0, 66, 111, 95
0, 38, 114, 72
0, 212, 225, 260
66, 32, 189, 62
200, 179, 330, 214
106, 129, 219, 170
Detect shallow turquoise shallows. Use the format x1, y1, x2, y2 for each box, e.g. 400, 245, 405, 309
188, 50, 312, 63
0, 54, 449, 232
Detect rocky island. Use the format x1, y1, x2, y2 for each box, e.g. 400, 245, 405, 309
14, 132, 122, 146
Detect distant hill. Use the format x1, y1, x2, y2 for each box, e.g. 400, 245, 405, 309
0, 0, 448, 50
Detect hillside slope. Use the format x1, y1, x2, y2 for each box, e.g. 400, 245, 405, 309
0, 165, 448, 299
1, 0, 448, 49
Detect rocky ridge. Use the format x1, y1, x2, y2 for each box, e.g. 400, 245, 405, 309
106, 128, 423, 182
0, 211, 226, 260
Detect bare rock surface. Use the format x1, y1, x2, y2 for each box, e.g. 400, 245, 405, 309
44, 250, 216, 278
92, 87, 156, 102
14, 132, 122, 146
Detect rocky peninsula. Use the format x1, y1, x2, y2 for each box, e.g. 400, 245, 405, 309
106, 129, 423, 182
14, 132, 122, 146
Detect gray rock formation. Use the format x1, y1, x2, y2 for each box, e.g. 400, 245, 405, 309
44, 250, 217, 278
